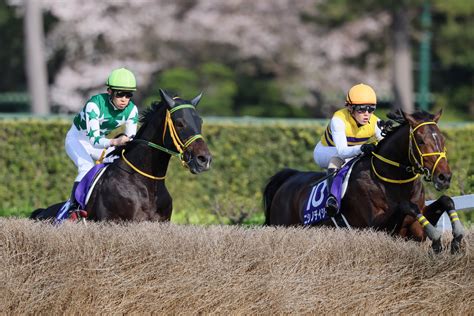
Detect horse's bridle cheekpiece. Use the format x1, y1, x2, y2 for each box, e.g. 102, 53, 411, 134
121, 104, 203, 180
408, 122, 447, 182
371, 121, 447, 184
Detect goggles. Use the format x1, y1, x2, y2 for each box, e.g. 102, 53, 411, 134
353, 104, 376, 113
114, 90, 134, 99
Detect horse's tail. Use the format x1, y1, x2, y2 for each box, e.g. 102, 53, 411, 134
30, 202, 64, 220
30, 208, 46, 219
263, 168, 299, 225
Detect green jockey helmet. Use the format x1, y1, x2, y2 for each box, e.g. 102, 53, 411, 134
106, 68, 137, 91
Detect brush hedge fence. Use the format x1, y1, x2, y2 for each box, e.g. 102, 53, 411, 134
1, 118, 472, 224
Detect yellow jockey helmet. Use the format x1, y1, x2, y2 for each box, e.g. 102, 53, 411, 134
346, 83, 377, 105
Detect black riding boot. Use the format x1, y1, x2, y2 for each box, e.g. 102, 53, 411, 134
325, 168, 338, 217
68, 181, 80, 212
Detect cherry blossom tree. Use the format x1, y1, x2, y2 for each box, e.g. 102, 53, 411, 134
10, 0, 392, 114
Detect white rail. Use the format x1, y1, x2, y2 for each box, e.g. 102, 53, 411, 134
427, 194, 474, 231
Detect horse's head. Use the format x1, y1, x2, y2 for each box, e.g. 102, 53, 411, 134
404, 110, 451, 190
160, 89, 212, 174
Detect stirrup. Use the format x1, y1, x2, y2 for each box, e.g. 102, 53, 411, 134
325, 195, 338, 217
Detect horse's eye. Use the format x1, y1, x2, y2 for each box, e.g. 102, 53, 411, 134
417, 138, 425, 145
175, 119, 185, 129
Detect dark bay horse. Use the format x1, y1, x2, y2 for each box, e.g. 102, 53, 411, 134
263, 110, 465, 253
31, 89, 212, 222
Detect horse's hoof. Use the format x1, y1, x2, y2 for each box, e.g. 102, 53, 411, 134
450, 235, 464, 254
432, 239, 443, 254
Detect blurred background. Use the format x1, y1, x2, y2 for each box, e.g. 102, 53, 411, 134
1, 0, 473, 119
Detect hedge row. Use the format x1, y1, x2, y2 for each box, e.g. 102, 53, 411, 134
0, 118, 472, 223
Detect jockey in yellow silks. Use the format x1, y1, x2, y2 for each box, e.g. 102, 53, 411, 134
313, 83, 383, 216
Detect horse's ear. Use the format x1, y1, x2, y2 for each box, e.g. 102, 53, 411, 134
159, 89, 175, 108
433, 109, 443, 123
191, 92, 203, 107
387, 109, 404, 123
403, 111, 418, 127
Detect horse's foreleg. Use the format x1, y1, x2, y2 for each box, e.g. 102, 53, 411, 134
399, 201, 442, 253
423, 196, 449, 224
425, 195, 465, 254
447, 209, 465, 254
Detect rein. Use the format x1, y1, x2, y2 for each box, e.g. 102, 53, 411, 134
371, 121, 447, 184
121, 104, 203, 180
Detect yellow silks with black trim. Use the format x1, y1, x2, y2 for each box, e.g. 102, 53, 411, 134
320, 108, 379, 147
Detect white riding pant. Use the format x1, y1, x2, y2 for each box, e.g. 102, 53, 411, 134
313, 141, 347, 169
65, 125, 111, 182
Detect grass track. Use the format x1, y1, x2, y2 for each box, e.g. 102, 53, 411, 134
0, 218, 472, 313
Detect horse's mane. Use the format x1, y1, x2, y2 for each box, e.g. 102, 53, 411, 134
135, 100, 167, 138
106, 96, 187, 157
106, 100, 168, 157
136, 96, 185, 137
377, 109, 436, 146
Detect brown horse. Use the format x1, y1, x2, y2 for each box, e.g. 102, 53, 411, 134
31, 89, 212, 222
263, 110, 465, 253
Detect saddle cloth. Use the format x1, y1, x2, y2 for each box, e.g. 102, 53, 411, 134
75, 163, 109, 209
54, 164, 109, 224
303, 157, 359, 225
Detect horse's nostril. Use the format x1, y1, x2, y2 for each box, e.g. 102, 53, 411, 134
437, 173, 451, 184
197, 155, 208, 166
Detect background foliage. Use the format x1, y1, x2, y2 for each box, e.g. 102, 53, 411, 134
0, 118, 472, 224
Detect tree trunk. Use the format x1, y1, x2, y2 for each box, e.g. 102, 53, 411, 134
391, 8, 414, 113
24, 0, 49, 115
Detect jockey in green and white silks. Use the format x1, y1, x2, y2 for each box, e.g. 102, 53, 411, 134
65, 68, 138, 183
66, 92, 138, 181
57, 68, 139, 222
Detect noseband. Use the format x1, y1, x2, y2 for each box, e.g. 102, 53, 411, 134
371, 121, 447, 184
121, 104, 203, 180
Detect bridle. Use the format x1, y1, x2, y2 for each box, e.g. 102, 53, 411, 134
121, 104, 203, 180
371, 121, 447, 184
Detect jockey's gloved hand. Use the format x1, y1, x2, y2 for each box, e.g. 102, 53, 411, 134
378, 119, 395, 137
384, 120, 394, 129
111, 135, 130, 147
361, 143, 377, 154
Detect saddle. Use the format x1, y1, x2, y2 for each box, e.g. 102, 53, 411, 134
75, 163, 109, 209
54, 164, 109, 224
303, 157, 359, 225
